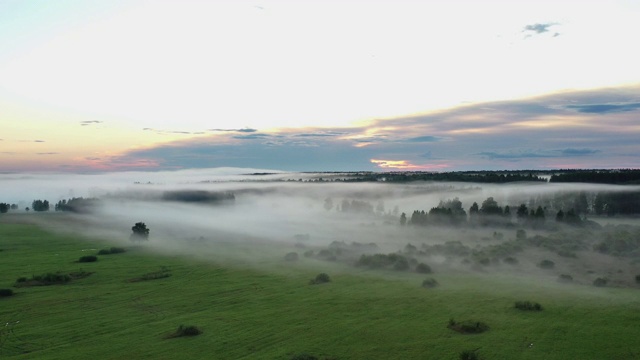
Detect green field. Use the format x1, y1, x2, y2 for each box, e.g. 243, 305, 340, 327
1, 221, 640, 359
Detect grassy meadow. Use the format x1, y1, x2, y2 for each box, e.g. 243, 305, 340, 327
1, 220, 640, 359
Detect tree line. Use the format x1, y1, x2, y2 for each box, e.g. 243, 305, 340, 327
549, 169, 640, 184
401, 195, 591, 229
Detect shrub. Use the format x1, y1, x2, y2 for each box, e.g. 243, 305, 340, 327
97, 247, 126, 255
290, 354, 319, 360
167, 325, 202, 338
635, 274, 640, 284
415, 263, 432, 274
393, 257, 410, 271
78, 255, 98, 263
503, 257, 518, 265
303, 250, 314, 258
36, 272, 71, 283
448, 319, 489, 334
422, 278, 439, 288
129, 266, 171, 282
284, 252, 299, 262
557, 250, 577, 258
309, 273, 331, 285
15, 272, 80, 287
558, 274, 573, 283
593, 277, 608, 287
460, 349, 482, 360
0, 288, 14, 297
538, 259, 555, 269
514, 301, 543, 311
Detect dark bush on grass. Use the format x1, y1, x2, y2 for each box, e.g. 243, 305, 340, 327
284, 252, 299, 262
635, 274, 640, 284
97, 247, 126, 255
558, 274, 573, 283
0, 288, 14, 297
593, 277, 608, 287
16, 272, 73, 287
393, 256, 410, 271
503, 256, 518, 265
460, 349, 482, 360
290, 354, 319, 360
538, 259, 555, 269
422, 278, 439, 288
34, 272, 71, 284
448, 319, 489, 334
515, 301, 543, 311
415, 262, 432, 274
78, 255, 98, 263
129, 266, 171, 282
309, 273, 331, 285
168, 325, 202, 338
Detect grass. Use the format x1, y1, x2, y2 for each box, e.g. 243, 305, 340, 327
1, 222, 640, 359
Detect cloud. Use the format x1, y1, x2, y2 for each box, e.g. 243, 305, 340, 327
39, 85, 640, 172
565, 103, 640, 114
405, 135, 443, 143
523, 23, 556, 34
293, 132, 347, 138
370, 159, 420, 170
476, 148, 601, 160
232, 133, 272, 140
143, 128, 206, 135
558, 148, 600, 156
209, 128, 258, 133
106, 132, 376, 171
36, 152, 59, 155
80, 121, 103, 126
476, 151, 552, 160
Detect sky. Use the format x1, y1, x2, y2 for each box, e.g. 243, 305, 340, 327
1, 0, 639, 173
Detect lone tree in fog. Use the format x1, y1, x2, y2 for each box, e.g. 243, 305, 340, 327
130, 222, 150, 242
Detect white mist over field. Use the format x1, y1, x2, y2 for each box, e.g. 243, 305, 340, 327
2, 168, 640, 288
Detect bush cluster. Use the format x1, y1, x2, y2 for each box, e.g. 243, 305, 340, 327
422, 278, 439, 288
15, 272, 72, 287
0, 288, 14, 297
537, 259, 555, 269
558, 274, 573, 283
290, 354, 319, 360
593, 277, 608, 287
448, 319, 489, 334
129, 266, 171, 282
78, 255, 98, 263
357, 253, 426, 273
284, 252, 299, 262
309, 273, 331, 285
167, 325, 202, 338
97, 247, 126, 255
514, 301, 543, 311
459, 349, 482, 360
415, 263, 432, 274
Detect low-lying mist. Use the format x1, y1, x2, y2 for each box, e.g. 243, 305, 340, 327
2, 168, 640, 292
